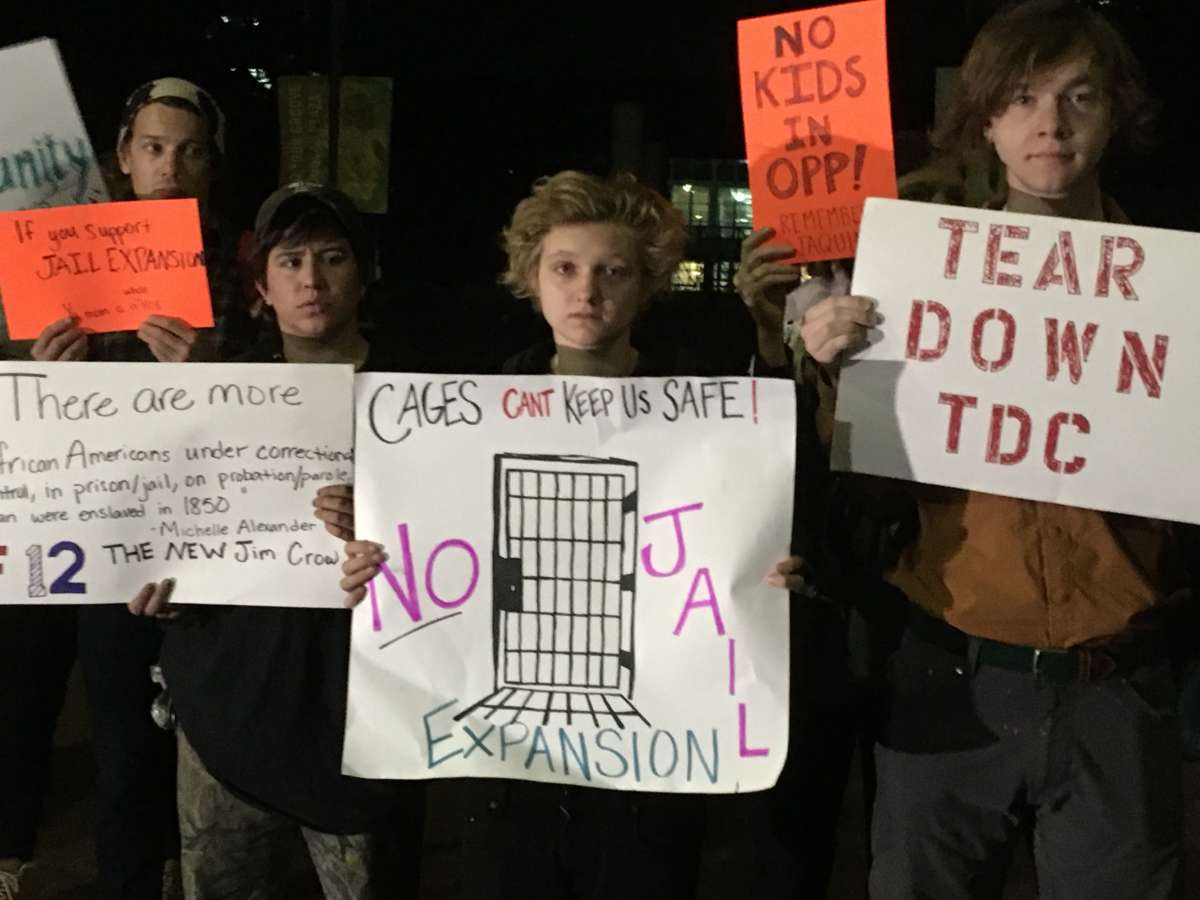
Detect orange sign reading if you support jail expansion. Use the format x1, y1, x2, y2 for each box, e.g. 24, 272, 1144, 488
738, 0, 897, 263
0, 198, 213, 339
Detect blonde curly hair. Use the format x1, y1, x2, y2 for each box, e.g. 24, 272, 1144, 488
501, 171, 687, 301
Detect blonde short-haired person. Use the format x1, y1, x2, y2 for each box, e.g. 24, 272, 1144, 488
342, 170, 806, 899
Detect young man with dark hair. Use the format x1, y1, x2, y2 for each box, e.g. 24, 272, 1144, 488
129, 183, 420, 898
796, 2, 1186, 897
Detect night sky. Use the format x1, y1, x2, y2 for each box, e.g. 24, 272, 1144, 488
4, 0, 1196, 360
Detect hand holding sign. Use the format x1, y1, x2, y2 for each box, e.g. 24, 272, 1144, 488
0, 199, 214, 339
136, 315, 200, 362
735, 227, 801, 331
798, 293, 877, 365
31, 315, 88, 361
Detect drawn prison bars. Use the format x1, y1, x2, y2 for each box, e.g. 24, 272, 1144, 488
456, 454, 648, 728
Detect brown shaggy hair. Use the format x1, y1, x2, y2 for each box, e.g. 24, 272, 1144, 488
933, 0, 1156, 162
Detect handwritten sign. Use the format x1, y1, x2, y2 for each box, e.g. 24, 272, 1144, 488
343, 374, 795, 793
0, 362, 353, 606
0, 200, 213, 339
833, 198, 1200, 525
737, 0, 896, 262
0, 39, 109, 212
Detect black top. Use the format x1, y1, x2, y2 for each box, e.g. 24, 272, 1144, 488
159, 337, 415, 833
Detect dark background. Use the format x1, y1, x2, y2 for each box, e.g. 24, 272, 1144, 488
3, 0, 1193, 363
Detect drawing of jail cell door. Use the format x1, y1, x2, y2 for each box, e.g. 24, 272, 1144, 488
457, 454, 648, 729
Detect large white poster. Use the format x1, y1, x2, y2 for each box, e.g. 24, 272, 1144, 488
344, 374, 795, 793
834, 198, 1200, 525
0, 362, 352, 606
0, 39, 109, 211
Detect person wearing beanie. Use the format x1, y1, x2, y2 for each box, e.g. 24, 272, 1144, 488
0, 77, 253, 900
128, 184, 424, 898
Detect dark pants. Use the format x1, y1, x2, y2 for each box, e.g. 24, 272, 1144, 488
0, 605, 77, 860
445, 779, 704, 900
869, 628, 1183, 900
77, 605, 179, 900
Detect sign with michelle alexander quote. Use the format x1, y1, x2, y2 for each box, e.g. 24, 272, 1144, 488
0, 363, 351, 607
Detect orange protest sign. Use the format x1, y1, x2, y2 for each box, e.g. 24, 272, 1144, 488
0, 198, 213, 339
738, 0, 896, 263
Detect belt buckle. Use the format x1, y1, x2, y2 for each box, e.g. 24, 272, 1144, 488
1030, 646, 1069, 681
1031, 648, 1047, 676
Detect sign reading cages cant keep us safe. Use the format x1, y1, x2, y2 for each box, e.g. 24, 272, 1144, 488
344, 373, 797, 793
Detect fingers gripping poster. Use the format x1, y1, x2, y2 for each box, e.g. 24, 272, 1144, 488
0, 362, 353, 607
344, 374, 796, 793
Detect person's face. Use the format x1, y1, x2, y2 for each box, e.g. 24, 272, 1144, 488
257, 231, 362, 339
535, 222, 651, 350
985, 55, 1113, 199
118, 102, 213, 204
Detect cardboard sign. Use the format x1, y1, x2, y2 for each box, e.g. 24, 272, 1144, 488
278, 76, 330, 188
0, 38, 109, 212
0, 199, 213, 339
737, 1, 896, 262
0, 362, 353, 606
833, 198, 1200, 526
343, 374, 796, 792
279, 75, 393, 214
337, 77, 393, 215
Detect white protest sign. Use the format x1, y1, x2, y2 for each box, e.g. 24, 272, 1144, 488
834, 198, 1200, 525
0, 39, 109, 212
344, 374, 795, 793
0, 362, 352, 606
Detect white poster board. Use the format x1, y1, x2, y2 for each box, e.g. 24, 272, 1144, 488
0, 39, 110, 211
0, 362, 352, 607
344, 374, 795, 793
834, 197, 1200, 525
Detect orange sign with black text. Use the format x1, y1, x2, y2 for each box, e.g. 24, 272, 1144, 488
738, 0, 897, 263
0, 199, 213, 339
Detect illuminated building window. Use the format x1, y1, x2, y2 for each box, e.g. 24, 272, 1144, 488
713, 261, 740, 293
672, 260, 704, 292
716, 187, 753, 232
670, 184, 711, 226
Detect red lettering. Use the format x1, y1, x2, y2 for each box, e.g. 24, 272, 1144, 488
1045, 412, 1090, 474
1044, 319, 1099, 384
1033, 231, 1081, 294
970, 308, 1016, 372
502, 387, 555, 419
1116, 332, 1169, 398
983, 224, 1029, 287
986, 404, 1031, 465
906, 300, 951, 361
1095, 236, 1144, 301
501, 388, 519, 419
938, 217, 979, 279
938, 392, 978, 453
